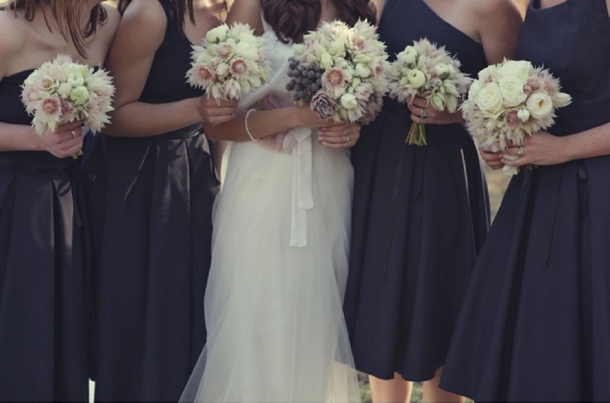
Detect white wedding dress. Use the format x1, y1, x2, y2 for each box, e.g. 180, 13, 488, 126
179, 17, 361, 403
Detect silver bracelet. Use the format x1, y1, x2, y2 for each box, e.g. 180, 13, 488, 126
245, 109, 259, 142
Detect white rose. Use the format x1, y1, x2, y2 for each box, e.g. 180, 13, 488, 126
407, 69, 426, 89
70, 86, 90, 106
498, 77, 527, 107
497, 60, 532, 82
475, 83, 504, 118
526, 92, 554, 120
477, 65, 497, 82
340, 93, 358, 110
206, 24, 229, 43
67, 72, 85, 88
398, 46, 417, 65
517, 109, 530, 122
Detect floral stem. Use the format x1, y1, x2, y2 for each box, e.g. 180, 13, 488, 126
406, 122, 427, 146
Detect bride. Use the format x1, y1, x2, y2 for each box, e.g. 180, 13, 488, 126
180, 0, 376, 402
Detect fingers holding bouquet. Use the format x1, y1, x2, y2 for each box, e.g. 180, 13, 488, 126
198, 97, 238, 126
408, 94, 464, 125
500, 131, 569, 168
318, 123, 361, 149
40, 121, 85, 159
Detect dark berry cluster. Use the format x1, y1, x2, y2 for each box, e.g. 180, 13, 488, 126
285, 57, 324, 104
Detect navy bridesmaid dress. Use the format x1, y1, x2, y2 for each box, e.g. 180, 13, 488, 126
440, 1, 610, 401
343, 0, 490, 382
0, 71, 88, 401
84, 0, 218, 401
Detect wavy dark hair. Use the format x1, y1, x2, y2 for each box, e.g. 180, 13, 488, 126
262, 0, 376, 44
1, 0, 108, 57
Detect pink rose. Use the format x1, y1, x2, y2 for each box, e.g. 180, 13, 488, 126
310, 92, 337, 119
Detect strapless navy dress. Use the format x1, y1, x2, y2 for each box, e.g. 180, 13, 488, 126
440, 1, 610, 401
343, 0, 490, 382
0, 70, 88, 401
83, 0, 218, 401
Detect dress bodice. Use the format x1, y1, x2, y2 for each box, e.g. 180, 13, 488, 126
0, 70, 34, 126
380, 0, 488, 78
516, 0, 610, 136
138, 0, 205, 104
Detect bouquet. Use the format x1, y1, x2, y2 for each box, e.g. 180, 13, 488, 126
461, 59, 572, 175
388, 38, 472, 146
21, 54, 115, 137
286, 20, 389, 125
186, 23, 272, 101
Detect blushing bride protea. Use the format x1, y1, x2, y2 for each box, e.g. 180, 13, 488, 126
388, 38, 472, 146
21, 54, 115, 137
461, 59, 572, 175
186, 22, 272, 101
286, 20, 390, 125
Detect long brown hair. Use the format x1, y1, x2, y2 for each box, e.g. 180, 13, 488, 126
118, 0, 196, 31
262, 0, 376, 44
1, 0, 108, 57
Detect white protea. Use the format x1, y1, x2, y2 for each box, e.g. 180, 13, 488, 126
21, 54, 115, 136
461, 59, 572, 175
288, 19, 390, 125
388, 38, 472, 146
186, 22, 272, 101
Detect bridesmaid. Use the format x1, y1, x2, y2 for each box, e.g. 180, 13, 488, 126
0, 0, 119, 401
342, 0, 522, 402
86, 0, 236, 401
440, 0, 610, 401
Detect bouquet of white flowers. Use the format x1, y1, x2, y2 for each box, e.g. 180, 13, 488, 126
461, 59, 572, 175
286, 20, 389, 125
186, 23, 272, 101
388, 38, 471, 146
21, 54, 115, 136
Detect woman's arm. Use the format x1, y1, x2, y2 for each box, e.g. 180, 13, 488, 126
103, 0, 235, 138
502, 123, 610, 167
374, 0, 385, 22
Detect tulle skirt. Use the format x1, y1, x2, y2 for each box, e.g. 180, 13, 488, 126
180, 134, 361, 403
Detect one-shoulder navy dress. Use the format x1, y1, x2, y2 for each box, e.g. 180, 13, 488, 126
440, 1, 610, 401
0, 71, 88, 401
85, 0, 218, 401
343, 0, 490, 382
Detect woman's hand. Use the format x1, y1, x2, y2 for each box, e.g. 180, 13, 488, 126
480, 148, 504, 170
197, 97, 238, 126
39, 121, 84, 158
319, 123, 360, 149
501, 131, 569, 168
408, 95, 463, 125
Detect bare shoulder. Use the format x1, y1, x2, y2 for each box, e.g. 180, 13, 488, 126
101, 3, 122, 33
122, 0, 167, 31
227, 0, 263, 33
114, 0, 167, 49
469, 0, 521, 20
0, 11, 26, 77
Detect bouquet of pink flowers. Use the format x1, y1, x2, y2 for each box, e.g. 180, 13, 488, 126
388, 38, 472, 146
21, 54, 115, 136
286, 20, 389, 125
461, 59, 572, 175
186, 23, 272, 101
